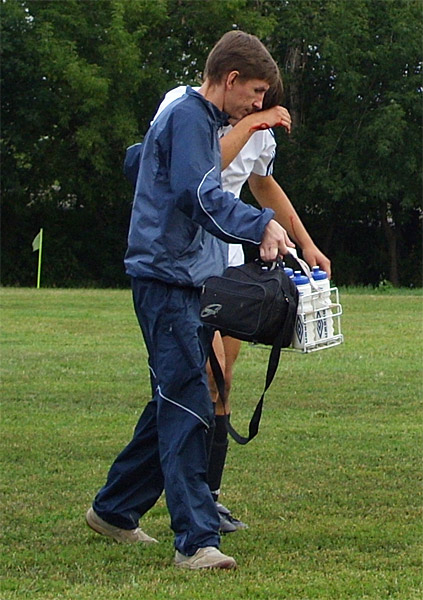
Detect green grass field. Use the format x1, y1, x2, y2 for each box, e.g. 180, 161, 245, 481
1, 287, 422, 600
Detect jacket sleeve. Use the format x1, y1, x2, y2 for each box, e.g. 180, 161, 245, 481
123, 143, 142, 189
165, 107, 274, 245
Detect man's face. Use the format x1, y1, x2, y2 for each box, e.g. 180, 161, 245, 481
223, 77, 270, 120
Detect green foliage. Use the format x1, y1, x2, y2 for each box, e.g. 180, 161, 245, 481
1, 288, 422, 598
1, 0, 173, 286
267, 0, 422, 285
1, 0, 422, 287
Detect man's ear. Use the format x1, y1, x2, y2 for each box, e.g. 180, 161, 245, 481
225, 71, 239, 89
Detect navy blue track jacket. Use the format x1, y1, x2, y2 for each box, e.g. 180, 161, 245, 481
124, 87, 274, 287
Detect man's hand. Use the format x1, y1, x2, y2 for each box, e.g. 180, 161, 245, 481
222, 107, 292, 170
247, 106, 292, 134
302, 245, 332, 279
260, 219, 295, 262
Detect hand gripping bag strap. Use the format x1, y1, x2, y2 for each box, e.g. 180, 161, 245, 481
209, 294, 297, 445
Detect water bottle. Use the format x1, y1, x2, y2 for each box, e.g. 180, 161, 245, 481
311, 266, 334, 341
280, 261, 294, 278
292, 270, 315, 349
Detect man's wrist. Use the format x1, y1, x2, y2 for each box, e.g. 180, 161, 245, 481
234, 112, 268, 131
300, 241, 318, 253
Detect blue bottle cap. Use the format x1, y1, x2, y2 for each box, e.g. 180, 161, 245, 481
311, 266, 328, 280
279, 261, 294, 278
293, 270, 309, 286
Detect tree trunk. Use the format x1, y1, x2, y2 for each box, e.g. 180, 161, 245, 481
381, 203, 399, 286
284, 43, 305, 131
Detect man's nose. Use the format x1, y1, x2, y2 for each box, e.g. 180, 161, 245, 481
253, 93, 266, 110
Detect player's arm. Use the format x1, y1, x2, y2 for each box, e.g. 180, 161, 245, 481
248, 172, 331, 277
220, 106, 291, 170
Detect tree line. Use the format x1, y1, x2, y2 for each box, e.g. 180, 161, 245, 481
1, 0, 422, 288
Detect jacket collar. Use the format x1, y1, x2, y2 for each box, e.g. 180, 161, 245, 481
186, 86, 229, 127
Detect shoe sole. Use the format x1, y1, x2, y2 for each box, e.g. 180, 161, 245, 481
220, 526, 238, 534
175, 558, 237, 570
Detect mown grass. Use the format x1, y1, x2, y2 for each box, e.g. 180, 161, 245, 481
1, 287, 422, 599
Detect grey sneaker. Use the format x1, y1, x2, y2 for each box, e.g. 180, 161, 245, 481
86, 507, 158, 544
218, 511, 237, 534
174, 546, 237, 570
216, 502, 248, 533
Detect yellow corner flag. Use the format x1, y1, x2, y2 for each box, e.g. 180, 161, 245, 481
32, 228, 43, 288
32, 230, 42, 252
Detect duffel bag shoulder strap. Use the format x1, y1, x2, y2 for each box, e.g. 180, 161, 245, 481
209, 303, 296, 444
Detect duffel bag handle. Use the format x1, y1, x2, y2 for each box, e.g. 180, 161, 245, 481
286, 248, 319, 292
259, 251, 316, 285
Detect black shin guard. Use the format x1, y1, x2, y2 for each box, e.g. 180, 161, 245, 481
205, 419, 216, 463
207, 415, 229, 501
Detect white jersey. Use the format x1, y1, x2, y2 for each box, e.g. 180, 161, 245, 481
154, 86, 276, 266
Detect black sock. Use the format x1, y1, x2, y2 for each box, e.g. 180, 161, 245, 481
207, 414, 229, 502
205, 418, 216, 463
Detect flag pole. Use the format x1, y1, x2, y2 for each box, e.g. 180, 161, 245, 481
36, 228, 43, 289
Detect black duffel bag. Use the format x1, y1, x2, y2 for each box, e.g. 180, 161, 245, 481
200, 259, 299, 444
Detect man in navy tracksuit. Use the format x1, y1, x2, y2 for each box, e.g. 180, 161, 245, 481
86, 31, 293, 570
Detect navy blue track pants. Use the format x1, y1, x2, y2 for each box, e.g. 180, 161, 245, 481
93, 277, 220, 555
